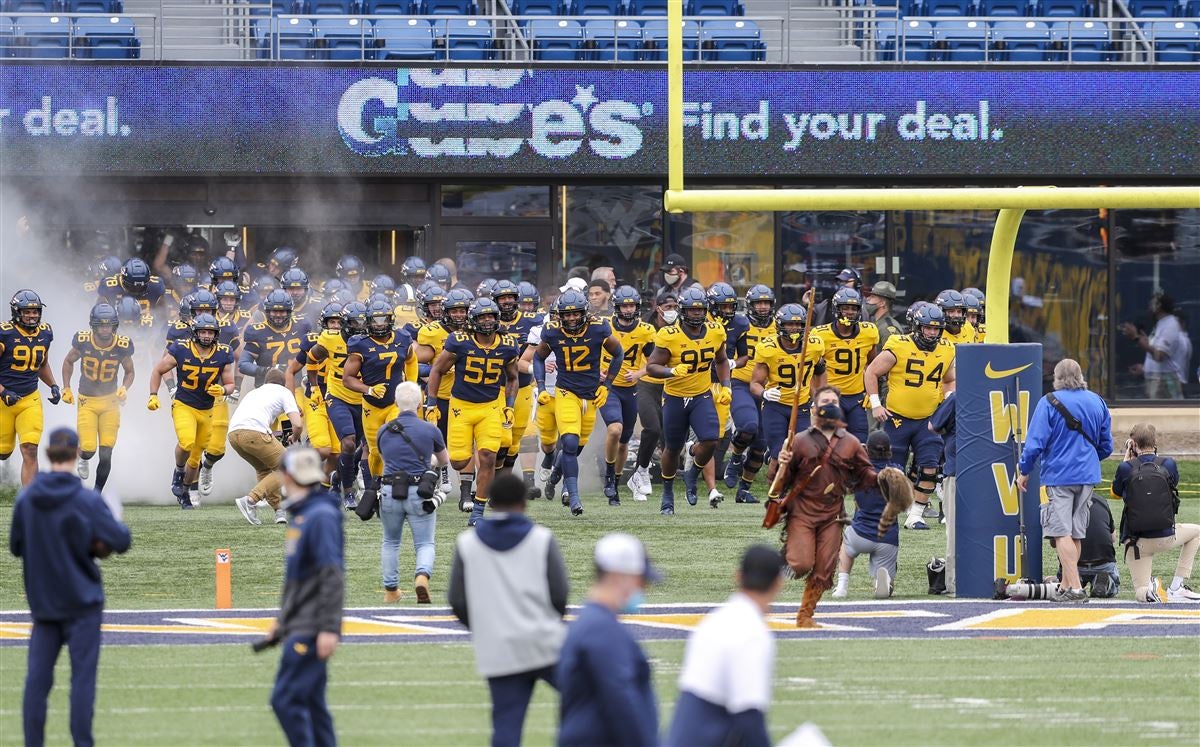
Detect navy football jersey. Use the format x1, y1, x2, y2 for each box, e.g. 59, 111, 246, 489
347, 330, 416, 408
168, 340, 233, 410
500, 311, 539, 388
444, 331, 519, 404
241, 318, 312, 370
72, 331, 134, 397
539, 317, 612, 398
0, 321, 53, 398
98, 274, 167, 310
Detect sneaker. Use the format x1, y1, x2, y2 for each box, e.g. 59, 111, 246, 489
832, 586, 848, 599
874, 567, 893, 599
1167, 583, 1200, 603
235, 496, 261, 526
723, 452, 744, 489
905, 518, 930, 530
603, 473, 618, 501
76, 457, 90, 480
684, 467, 699, 506
1145, 576, 1166, 603
274, 509, 287, 525
626, 469, 648, 496
1056, 586, 1089, 604
660, 506, 675, 516
735, 487, 759, 504
199, 465, 213, 500
708, 488, 722, 509
923, 502, 939, 519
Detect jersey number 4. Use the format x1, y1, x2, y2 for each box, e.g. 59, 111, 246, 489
903, 359, 945, 388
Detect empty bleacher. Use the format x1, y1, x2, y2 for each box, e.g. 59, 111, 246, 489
0, 11, 143, 56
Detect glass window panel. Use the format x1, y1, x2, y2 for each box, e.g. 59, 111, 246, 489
779, 210, 887, 306
667, 186, 775, 302
454, 241, 538, 292
564, 185, 663, 293
1112, 209, 1200, 401
441, 185, 550, 218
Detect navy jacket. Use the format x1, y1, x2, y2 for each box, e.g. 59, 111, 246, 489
557, 602, 658, 747
9, 472, 131, 621
278, 488, 344, 639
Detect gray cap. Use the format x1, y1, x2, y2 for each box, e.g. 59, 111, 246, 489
868, 281, 897, 301
282, 446, 325, 486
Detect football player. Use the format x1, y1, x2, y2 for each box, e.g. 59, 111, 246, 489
342, 299, 418, 501
307, 301, 368, 509
417, 288, 472, 438
599, 286, 654, 505
936, 289, 977, 346
84, 255, 122, 295
168, 263, 199, 307
0, 290, 60, 486
336, 255, 371, 301
60, 303, 135, 492
426, 262, 453, 292
214, 280, 253, 333
863, 303, 956, 529
240, 289, 311, 388
259, 246, 298, 281
751, 303, 826, 468
644, 286, 730, 515
397, 256, 427, 302
533, 289, 623, 514
724, 284, 775, 503
98, 258, 167, 312
521, 303, 557, 499
962, 287, 986, 341
148, 313, 235, 509
280, 268, 318, 327
287, 302, 343, 486
184, 289, 244, 501
244, 275, 278, 314
208, 256, 241, 292
494, 280, 539, 487
428, 298, 520, 526
813, 287, 879, 442
517, 282, 541, 315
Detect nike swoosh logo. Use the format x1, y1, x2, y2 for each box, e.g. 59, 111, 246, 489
985, 362, 1032, 379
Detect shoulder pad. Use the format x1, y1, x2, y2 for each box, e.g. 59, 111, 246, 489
251, 322, 267, 331
0, 322, 12, 331
104, 277, 119, 287
860, 321, 878, 330
217, 344, 232, 354
117, 336, 131, 348
75, 331, 90, 343
40, 323, 52, 332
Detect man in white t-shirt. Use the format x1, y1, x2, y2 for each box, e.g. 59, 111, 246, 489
666, 545, 784, 747
1121, 295, 1186, 399
228, 369, 305, 525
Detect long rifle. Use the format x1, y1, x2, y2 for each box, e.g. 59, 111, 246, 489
766, 288, 819, 501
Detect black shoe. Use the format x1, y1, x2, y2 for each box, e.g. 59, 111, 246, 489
571, 505, 584, 516
528, 486, 543, 501
603, 473, 618, 500
735, 488, 759, 504
458, 484, 473, 512
660, 506, 674, 516
608, 497, 621, 507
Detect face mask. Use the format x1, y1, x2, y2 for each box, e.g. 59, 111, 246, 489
662, 310, 679, 324
621, 589, 646, 614
664, 271, 681, 285
865, 301, 879, 317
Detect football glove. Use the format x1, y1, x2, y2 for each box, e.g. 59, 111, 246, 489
147, 394, 160, 411
115, 387, 128, 403
715, 386, 732, 406
502, 406, 515, 428
423, 406, 441, 425
206, 384, 227, 398
763, 387, 783, 403
48, 385, 61, 405
0, 389, 20, 407
537, 390, 553, 406
592, 385, 609, 409
367, 383, 388, 400
670, 363, 692, 377
60, 387, 74, 405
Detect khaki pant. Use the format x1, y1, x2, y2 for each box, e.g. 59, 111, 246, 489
229, 430, 284, 509
1124, 523, 1200, 600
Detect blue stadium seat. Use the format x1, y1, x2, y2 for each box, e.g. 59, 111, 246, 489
0, 16, 16, 55
73, 15, 139, 58
641, 18, 699, 59
1127, 0, 1180, 16
1049, 19, 1110, 60
13, 15, 70, 57
991, 19, 1049, 60
511, 0, 565, 15
686, 0, 742, 15
571, 0, 623, 15
584, 18, 640, 60
309, 0, 357, 14
629, 0, 666, 14
360, 0, 414, 14
875, 18, 934, 60
419, 0, 475, 13
433, 17, 492, 59
373, 17, 434, 58
314, 17, 370, 58
1147, 19, 1198, 61
529, 17, 583, 59
699, 18, 762, 60
61, 0, 124, 13
5, 0, 53, 12
934, 19, 988, 59
276, 16, 315, 59
978, 0, 1028, 15
246, 0, 301, 16
1040, 0, 1090, 16
925, 0, 975, 15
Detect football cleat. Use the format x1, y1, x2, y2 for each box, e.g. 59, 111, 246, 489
832, 586, 848, 599
528, 486, 543, 501
537, 465, 552, 486
458, 483, 473, 512
922, 502, 940, 519
76, 457, 90, 481
684, 466, 699, 506
608, 497, 620, 507
660, 507, 674, 516
905, 515, 930, 530
682, 440, 696, 474
199, 465, 213, 500
571, 505, 584, 517
188, 489, 201, 510
723, 452, 744, 489
735, 487, 759, 504
603, 473, 618, 500
546, 464, 562, 496
343, 490, 358, 511
561, 490, 570, 507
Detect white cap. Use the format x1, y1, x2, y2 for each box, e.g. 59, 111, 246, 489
559, 277, 587, 294
594, 533, 663, 582
282, 446, 325, 486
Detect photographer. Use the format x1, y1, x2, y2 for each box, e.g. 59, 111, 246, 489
377, 381, 449, 604
1112, 423, 1200, 603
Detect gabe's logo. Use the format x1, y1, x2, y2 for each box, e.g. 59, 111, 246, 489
337, 69, 647, 160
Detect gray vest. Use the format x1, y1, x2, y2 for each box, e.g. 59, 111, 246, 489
456, 524, 566, 678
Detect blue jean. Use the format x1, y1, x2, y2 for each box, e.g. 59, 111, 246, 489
380, 484, 436, 589
487, 665, 557, 747
24, 607, 102, 747
271, 635, 336, 747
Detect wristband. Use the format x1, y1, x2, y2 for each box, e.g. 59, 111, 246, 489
869, 394, 882, 409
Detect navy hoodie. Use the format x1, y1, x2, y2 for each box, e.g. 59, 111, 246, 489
10, 472, 131, 621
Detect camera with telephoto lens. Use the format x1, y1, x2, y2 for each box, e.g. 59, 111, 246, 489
416, 469, 440, 500
422, 489, 447, 515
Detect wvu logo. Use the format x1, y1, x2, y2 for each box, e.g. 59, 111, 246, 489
891, 417, 902, 429
452, 408, 462, 417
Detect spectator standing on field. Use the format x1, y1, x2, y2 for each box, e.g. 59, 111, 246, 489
267, 447, 344, 747
557, 533, 662, 747
229, 368, 305, 526
10, 427, 131, 747
1017, 359, 1113, 602
1111, 423, 1200, 603
667, 545, 784, 747
448, 473, 569, 747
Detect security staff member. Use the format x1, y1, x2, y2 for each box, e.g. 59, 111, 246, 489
377, 382, 449, 605
264, 447, 344, 747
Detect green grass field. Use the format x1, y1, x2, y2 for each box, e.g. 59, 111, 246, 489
1, 460, 1198, 746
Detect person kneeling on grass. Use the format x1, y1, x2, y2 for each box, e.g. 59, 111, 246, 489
833, 431, 905, 600
1112, 423, 1200, 603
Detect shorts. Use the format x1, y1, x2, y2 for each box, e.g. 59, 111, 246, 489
839, 393, 869, 443
536, 391, 559, 449
171, 399, 214, 469
1041, 484, 1094, 540
662, 391, 718, 451
760, 399, 810, 459
326, 396, 364, 445
362, 399, 399, 458
207, 399, 230, 456
302, 396, 341, 455
842, 525, 899, 579
883, 414, 943, 470
77, 392, 121, 452
554, 389, 599, 448
599, 385, 638, 444
448, 396, 503, 462
0, 390, 42, 453
730, 380, 763, 445
507, 385, 534, 457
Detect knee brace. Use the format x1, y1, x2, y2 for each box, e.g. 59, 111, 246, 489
81, 450, 97, 460
202, 451, 224, 468
502, 451, 519, 470
732, 429, 756, 451
560, 434, 580, 456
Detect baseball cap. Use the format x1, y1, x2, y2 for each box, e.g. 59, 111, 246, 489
282, 446, 325, 486
868, 281, 897, 301
661, 253, 687, 271
47, 427, 79, 450
594, 533, 663, 583
559, 277, 587, 294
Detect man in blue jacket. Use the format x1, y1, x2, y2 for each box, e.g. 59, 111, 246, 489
10, 427, 132, 747
557, 533, 661, 747
1017, 359, 1113, 603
